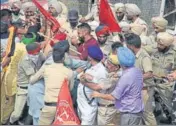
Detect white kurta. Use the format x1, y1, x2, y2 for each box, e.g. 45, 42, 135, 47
77, 62, 108, 125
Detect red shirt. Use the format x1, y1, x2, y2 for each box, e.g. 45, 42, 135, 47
77, 37, 98, 60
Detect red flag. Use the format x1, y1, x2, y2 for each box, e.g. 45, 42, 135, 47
99, 0, 121, 32
53, 79, 80, 125
32, 0, 60, 33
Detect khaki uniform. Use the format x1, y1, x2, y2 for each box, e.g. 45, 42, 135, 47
98, 72, 120, 125
11, 11, 25, 28
151, 46, 176, 122
58, 1, 68, 16
133, 17, 148, 36
29, 63, 73, 125
135, 49, 157, 125
9, 53, 43, 123
1, 43, 26, 124
142, 32, 157, 55
152, 46, 176, 77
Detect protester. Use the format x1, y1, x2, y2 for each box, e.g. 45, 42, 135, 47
71, 23, 99, 60
125, 33, 157, 125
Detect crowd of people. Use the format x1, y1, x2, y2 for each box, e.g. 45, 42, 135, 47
1, 0, 176, 125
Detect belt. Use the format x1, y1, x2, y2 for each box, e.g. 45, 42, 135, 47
18, 86, 28, 89
44, 102, 57, 106
121, 111, 143, 115
98, 103, 114, 107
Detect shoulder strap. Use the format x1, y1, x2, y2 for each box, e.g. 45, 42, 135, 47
83, 85, 95, 105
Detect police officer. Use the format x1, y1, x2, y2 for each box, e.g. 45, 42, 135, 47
9, 42, 43, 124
48, 0, 67, 25
143, 16, 168, 55
151, 32, 176, 124
130, 23, 151, 46
114, 3, 126, 22
29, 42, 74, 125
125, 3, 148, 36
9, 0, 25, 28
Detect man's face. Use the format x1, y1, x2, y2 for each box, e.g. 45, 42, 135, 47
49, 7, 58, 17
77, 28, 86, 43
11, 4, 20, 15
116, 11, 124, 22
152, 24, 165, 34
25, 10, 34, 18
97, 35, 108, 45
106, 60, 119, 73
157, 42, 167, 52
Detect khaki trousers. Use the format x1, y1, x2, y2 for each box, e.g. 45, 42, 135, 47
98, 106, 120, 125
39, 106, 56, 125
10, 88, 27, 123
142, 88, 157, 125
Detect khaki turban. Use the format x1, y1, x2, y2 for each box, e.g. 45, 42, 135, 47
22, 2, 37, 12
130, 23, 146, 36
157, 32, 174, 46
125, 3, 141, 16
48, 0, 63, 14
115, 3, 125, 13
9, 0, 22, 9
151, 16, 168, 30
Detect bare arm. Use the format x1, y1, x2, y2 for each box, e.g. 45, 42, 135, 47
82, 82, 102, 91
91, 91, 115, 101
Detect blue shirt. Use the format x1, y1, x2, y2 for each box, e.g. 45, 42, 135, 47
111, 67, 144, 113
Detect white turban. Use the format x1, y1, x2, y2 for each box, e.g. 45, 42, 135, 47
119, 21, 130, 33
157, 32, 174, 46
151, 16, 168, 30
9, 0, 22, 9
48, 0, 63, 14
125, 3, 141, 16
115, 3, 125, 13
22, 2, 37, 12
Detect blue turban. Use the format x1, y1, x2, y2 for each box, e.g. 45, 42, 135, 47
88, 46, 103, 61
117, 47, 135, 67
